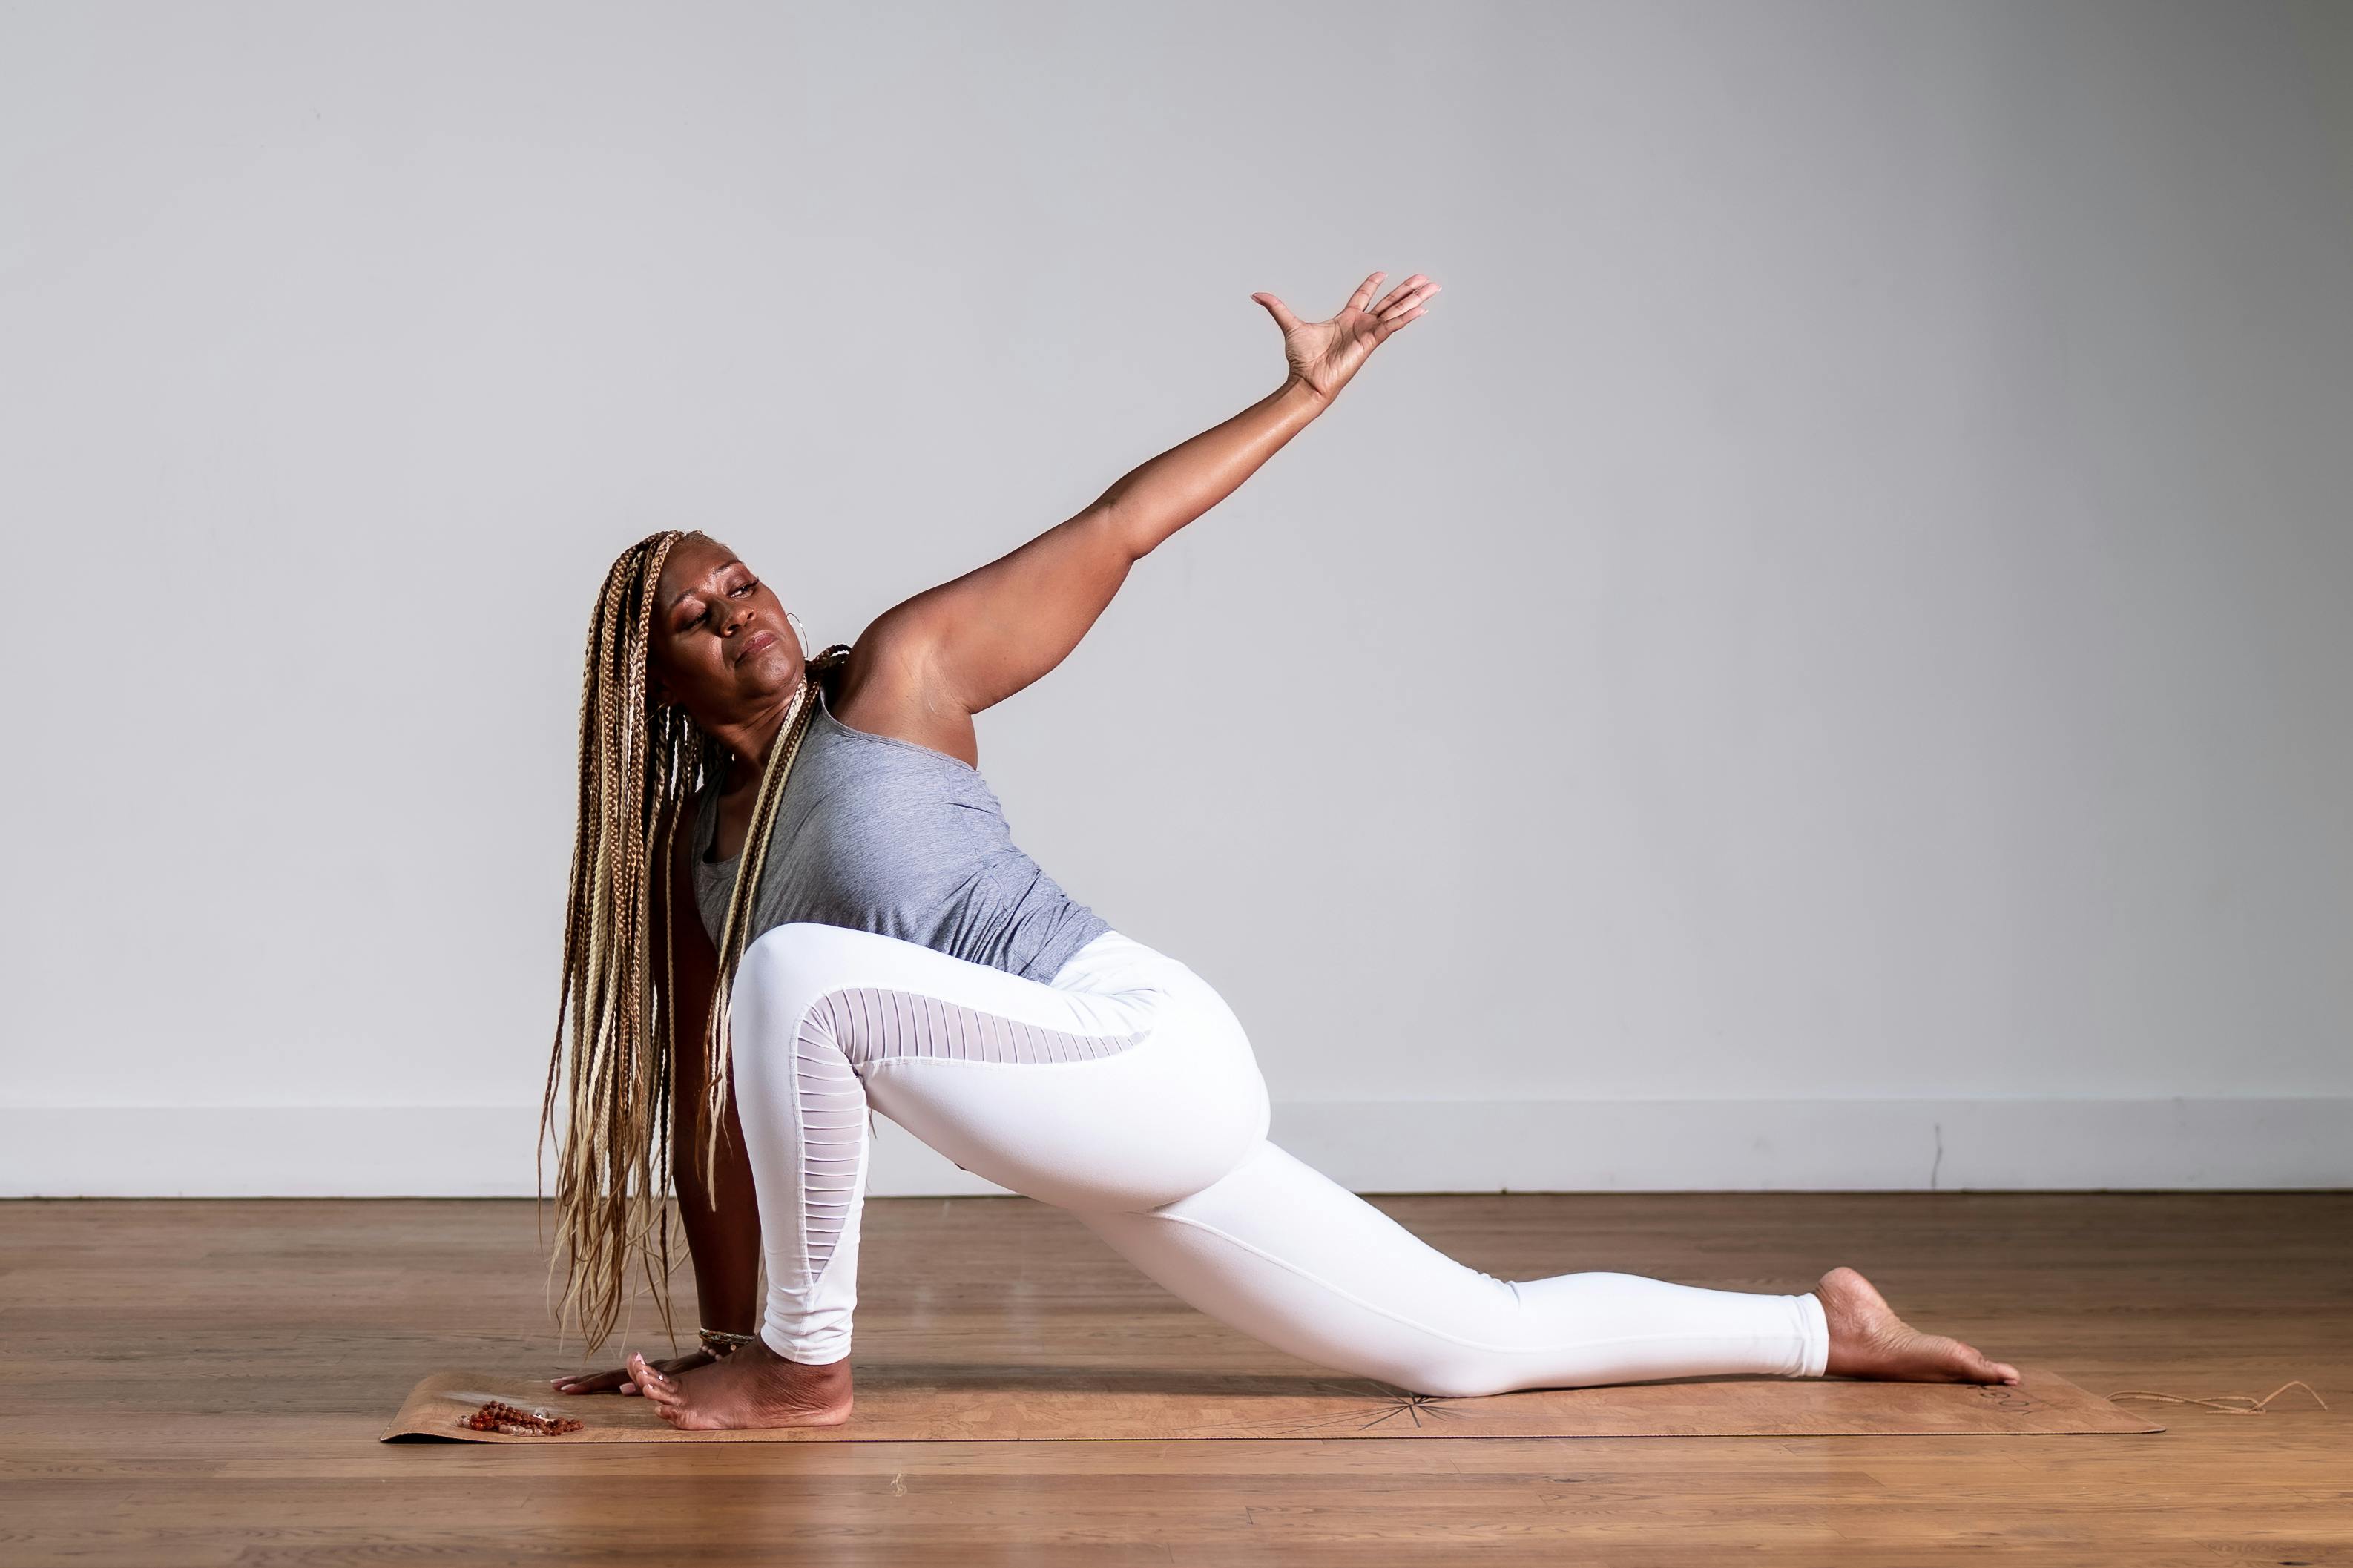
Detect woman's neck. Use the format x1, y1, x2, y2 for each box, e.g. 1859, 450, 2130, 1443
706, 669, 811, 777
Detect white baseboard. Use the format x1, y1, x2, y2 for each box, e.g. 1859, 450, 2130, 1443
1, 1098, 2343, 1198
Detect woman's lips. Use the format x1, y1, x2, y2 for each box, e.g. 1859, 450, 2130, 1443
736, 628, 779, 664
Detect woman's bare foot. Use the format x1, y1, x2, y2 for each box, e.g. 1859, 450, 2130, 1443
1813, 1265, 2021, 1384
625, 1340, 853, 1430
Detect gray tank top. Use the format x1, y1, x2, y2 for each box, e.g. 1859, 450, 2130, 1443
688, 677, 1112, 985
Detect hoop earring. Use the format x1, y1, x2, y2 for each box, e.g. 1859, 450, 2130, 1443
786, 610, 807, 648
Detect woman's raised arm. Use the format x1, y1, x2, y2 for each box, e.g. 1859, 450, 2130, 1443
883, 271, 1440, 717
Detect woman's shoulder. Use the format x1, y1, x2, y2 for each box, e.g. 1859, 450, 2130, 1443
825, 628, 983, 772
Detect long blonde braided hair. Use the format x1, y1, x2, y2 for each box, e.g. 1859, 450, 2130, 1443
536, 527, 849, 1360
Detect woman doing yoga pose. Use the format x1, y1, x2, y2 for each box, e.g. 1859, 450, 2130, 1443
539, 271, 2020, 1429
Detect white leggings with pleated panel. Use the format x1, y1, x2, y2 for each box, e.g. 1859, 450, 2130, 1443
727, 921, 1829, 1398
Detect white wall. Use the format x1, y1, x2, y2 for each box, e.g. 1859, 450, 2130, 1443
4, 0, 2348, 1196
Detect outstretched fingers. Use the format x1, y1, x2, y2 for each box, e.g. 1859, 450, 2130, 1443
1369, 276, 1441, 343
628, 1351, 688, 1414
1250, 291, 1303, 332
1371, 274, 1432, 316
1257, 273, 1441, 337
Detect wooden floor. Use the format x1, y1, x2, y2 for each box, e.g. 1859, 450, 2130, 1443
3, 1190, 2346, 1566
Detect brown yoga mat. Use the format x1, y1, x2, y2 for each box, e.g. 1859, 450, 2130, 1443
381, 1363, 2162, 1443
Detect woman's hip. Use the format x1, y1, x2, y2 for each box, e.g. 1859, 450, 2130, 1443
1053, 927, 1247, 1034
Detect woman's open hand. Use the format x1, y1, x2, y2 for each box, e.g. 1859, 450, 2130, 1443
550, 1348, 714, 1396
1251, 271, 1441, 405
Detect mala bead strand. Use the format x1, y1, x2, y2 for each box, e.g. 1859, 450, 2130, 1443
459, 1400, 585, 1437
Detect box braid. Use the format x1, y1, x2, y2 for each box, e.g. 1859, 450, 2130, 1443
536, 526, 848, 1360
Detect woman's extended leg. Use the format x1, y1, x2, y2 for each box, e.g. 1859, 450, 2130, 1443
1074, 1140, 1827, 1397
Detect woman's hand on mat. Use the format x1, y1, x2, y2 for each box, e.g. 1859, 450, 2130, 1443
1252, 270, 1441, 406
550, 1349, 714, 1396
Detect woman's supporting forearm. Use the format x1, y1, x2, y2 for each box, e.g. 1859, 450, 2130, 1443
658, 840, 766, 1340
671, 1068, 766, 1337
1096, 377, 1328, 559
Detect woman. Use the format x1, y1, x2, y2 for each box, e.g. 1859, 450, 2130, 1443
539, 271, 2020, 1430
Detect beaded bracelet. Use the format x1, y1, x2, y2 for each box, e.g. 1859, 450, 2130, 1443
698, 1326, 760, 1357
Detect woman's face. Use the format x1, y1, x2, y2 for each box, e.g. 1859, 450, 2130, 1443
648, 533, 806, 728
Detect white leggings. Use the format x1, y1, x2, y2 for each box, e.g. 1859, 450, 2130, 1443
728, 922, 1830, 1398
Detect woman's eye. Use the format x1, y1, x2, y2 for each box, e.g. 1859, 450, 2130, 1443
731, 579, 756, 596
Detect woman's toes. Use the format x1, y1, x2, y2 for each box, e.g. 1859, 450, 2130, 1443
1957, 1341, 2021, 1383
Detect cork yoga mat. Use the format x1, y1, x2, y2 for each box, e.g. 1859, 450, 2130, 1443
382, 1363, 2161, 1443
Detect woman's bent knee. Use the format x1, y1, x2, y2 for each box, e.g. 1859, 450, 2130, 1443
1059, 1001, 1268, 1212
864, 995, 1268, 1214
